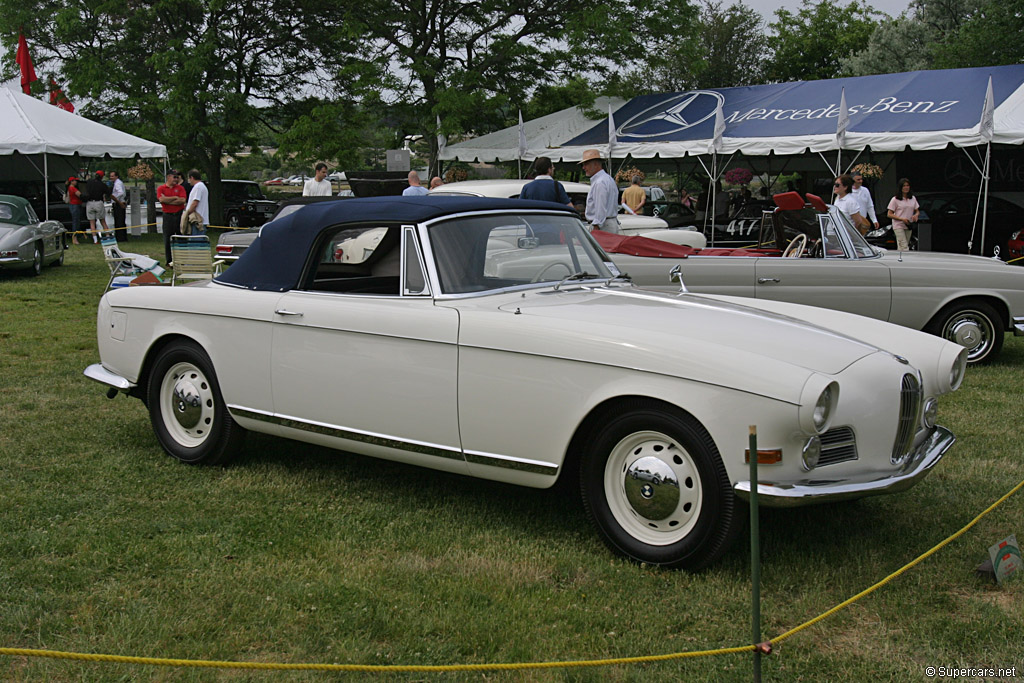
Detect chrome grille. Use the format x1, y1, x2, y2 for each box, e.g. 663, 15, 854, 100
819, 426, 857, 466
892, 373, 923, 463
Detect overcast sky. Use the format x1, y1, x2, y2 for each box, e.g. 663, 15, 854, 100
743, 0, 914, 20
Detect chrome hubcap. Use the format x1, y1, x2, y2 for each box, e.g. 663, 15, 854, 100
172, 377, 203, 429
624, 456, 680, 520
944, 311, 992, 360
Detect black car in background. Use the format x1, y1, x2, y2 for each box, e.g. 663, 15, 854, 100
215, 195, 343, 261
867, 192, 1022, 260
221, 179, 278, 228
0, 180, 75, 230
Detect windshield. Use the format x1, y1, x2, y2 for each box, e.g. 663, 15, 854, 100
428, 213, 612, 294
828, 206, 878, 258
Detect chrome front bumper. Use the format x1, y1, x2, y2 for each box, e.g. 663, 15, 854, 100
1013, 316, 1024, 336
734, 425, 955, 507
84, 363, 137, 392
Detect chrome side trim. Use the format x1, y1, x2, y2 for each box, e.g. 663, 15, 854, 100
83, 363, 136, 391
229, 406, 463, 461
1013, 316, 1024, 336
734, 425, 955, 508
464, 450, 559, 475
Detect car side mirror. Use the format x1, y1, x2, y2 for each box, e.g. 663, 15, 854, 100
517, 237, 540, 249
669, 264, 688, 293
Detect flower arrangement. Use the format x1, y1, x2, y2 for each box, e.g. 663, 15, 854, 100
850, 162, 883, 181
443, 165, 468, 184
126, 162, 154, 181
723, 167, 753, 186
614, 166, 645, 184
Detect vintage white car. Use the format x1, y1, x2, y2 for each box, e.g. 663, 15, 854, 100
430, 178, 708, 249
85, 197, 965, 570
604, 192, 1024, 364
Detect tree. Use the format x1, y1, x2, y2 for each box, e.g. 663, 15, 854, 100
648, 1, 769, 92
840, 16, 933, 76
766, 0, 881, 82
335, 0, 695, 176
932, 0, 1024, 68
1, 0, 358, 223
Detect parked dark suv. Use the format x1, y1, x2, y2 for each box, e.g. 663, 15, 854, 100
221, 179, 278, 227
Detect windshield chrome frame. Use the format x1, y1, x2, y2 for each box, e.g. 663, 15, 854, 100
825, 206, 882, 260
417, 209, 615, 300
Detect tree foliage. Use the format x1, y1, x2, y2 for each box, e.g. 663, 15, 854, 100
0, 0, 357, 221
766, 0, 881, 82
648, 1, 768, 92
337, 0, 694, 173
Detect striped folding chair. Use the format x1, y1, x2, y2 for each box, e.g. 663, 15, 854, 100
169, 234, 225, 286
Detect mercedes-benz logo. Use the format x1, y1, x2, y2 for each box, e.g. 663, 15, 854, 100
618, 91, 725, 140
944, 156, 975, 189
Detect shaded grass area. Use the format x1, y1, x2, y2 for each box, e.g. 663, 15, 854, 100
2, 237, 1022, 681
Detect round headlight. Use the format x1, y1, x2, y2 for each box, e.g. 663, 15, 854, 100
813, 384, 835, 432
801, 436, 821, 471
950, 349, 967, 391
923, 397, 938, 428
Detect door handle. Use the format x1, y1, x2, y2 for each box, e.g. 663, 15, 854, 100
757, 277, 780, 284
274, 309, 304, 317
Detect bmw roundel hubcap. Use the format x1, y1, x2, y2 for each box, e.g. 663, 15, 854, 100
605, 431, 703, 546
160, 361, 215, 447
172, 377, 203, 429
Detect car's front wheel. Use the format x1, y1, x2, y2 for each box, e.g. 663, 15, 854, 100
227, 212, 241, 228
29, 242, 43, 276
925, 299, 1003, 364
147, 341, 245, 464
580, 403, 741, 570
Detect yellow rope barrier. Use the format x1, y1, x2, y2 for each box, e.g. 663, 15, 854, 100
2, 478, 1021, 672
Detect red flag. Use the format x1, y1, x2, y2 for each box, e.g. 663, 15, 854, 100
16, 33, 38, 95
49, 77, 75, 113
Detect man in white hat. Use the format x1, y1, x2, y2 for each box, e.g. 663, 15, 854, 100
579, 149, 620, 233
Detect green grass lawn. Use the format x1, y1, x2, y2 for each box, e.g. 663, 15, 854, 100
2, 234, 1022, 681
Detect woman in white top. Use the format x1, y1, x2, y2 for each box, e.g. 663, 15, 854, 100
833, 174, 870, 234
886, 178, 920, 251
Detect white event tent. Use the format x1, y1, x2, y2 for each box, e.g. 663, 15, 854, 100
0, 87, 166, 219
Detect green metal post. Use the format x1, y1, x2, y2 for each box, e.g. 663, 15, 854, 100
750, 425, 761, 682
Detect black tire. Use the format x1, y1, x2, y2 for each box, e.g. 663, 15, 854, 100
925, 299, 1004, 365
227, 212, 241, 228
146, 340, 245, 465
29, 243, 43, 276
579, 403, 741, 570
54, 247, 64, 266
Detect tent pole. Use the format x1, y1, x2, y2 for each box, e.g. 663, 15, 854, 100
981, 142, 991, 255
964, 145, 988, 254
44, 154, 49, 220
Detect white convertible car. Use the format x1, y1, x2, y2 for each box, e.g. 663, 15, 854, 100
85, 197, 965, 570
430, 178, 708, 249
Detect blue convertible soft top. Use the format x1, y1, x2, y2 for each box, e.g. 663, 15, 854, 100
215, 195, 577, 292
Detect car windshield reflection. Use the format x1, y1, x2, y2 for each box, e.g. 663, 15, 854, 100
428, 213, 612, 295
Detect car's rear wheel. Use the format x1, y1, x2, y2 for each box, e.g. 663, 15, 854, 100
227, 212, 240, 228
147, 341, 245, 465
925, 299, 1003, 364
580, 404, 740, 570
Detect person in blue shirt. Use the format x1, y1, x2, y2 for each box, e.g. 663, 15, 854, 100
520, 157, 573, 208
580, 149, 620, 233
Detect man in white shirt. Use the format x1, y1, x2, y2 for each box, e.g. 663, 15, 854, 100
851, 172, 879, 230
303, 163, 333, 196
184, 169, 209, 235
579, 148, 620, 233
403, 171, 429, 196
109, 170, 129, 243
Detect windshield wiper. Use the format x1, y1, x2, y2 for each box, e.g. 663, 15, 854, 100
553, 271, 593, 290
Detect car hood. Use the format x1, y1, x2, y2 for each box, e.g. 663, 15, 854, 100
874, 249, 1008, 268
451, 285, 880, 404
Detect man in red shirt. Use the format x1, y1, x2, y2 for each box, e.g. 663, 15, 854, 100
157, 170, 187, 265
